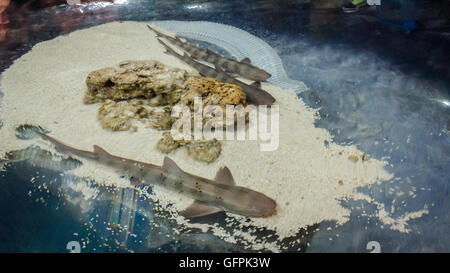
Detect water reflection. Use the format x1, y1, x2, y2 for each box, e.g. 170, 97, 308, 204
0, 143, 318, 252
106, 187, 139, 245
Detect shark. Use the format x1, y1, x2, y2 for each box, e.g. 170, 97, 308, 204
147, 25, 272, 82
157, 38, 276, 106
39, 133, 277, 218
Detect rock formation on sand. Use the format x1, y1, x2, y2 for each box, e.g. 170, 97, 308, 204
84, 60, 197, 105
156, 132, 221, 164
85, 60, 245, 163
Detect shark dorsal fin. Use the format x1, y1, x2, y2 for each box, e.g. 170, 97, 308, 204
241, 57, 251, 64
93, 145, 110, 156
251, 81, 261, 88
162, 156, 185, 176
206, 49, 218, 56
214, 167, 235, 185
180, 200, 223, 218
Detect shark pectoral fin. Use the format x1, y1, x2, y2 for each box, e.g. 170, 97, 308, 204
241, 57, 251, 64
214, 167, 236, 185
251, 81, 261, 88
180, 200, 223, 218
162, 156, 185, 176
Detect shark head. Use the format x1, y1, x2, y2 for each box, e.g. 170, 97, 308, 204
223, 186, 277, 218
245, 192, 277, 217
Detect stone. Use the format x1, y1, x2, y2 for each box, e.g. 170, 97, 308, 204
186, 139, 221, 163
84, 60, 198, 105
147, 106, 177, 130
98, 99, 151, 131
156, 131, 183, 154
88, 62, 245, 163
180, 77, 246, 110
156, 131, 221, 163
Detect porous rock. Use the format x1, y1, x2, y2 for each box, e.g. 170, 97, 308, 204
84, 60, 198, 105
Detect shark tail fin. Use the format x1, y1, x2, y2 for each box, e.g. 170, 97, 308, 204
146, 25, 157, 34
147, 24, 165, 38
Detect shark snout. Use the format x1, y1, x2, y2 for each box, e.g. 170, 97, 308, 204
248, 70, 272, 82
247, 193, 277, 217
258, 70, 272, 81
259, 197, 277, 217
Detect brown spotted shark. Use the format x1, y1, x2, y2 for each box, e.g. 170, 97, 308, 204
157, 38, 276, 106
39, 133, 277, 218
147, 25, 271, 82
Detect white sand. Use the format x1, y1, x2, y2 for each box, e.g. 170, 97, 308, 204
0, 21, 425, 252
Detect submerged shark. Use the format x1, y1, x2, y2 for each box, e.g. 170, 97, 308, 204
157, 38, 276, 106
147, 25, 271, 82
39, 133, 277, 218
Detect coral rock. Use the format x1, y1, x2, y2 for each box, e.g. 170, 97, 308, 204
98, 99, 151, 131
147, 106, 177, 130
156, 132, 221, 163
84, 60, 198, 105
180, 78, 246, 109
186, 139, 221, 163
88, 63, 243, 163
156, 131, 182, 154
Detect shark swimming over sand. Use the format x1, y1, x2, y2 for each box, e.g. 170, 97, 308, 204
39, 133, 277, 218
147, 25, 272, 82
157, 38, 276, 106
